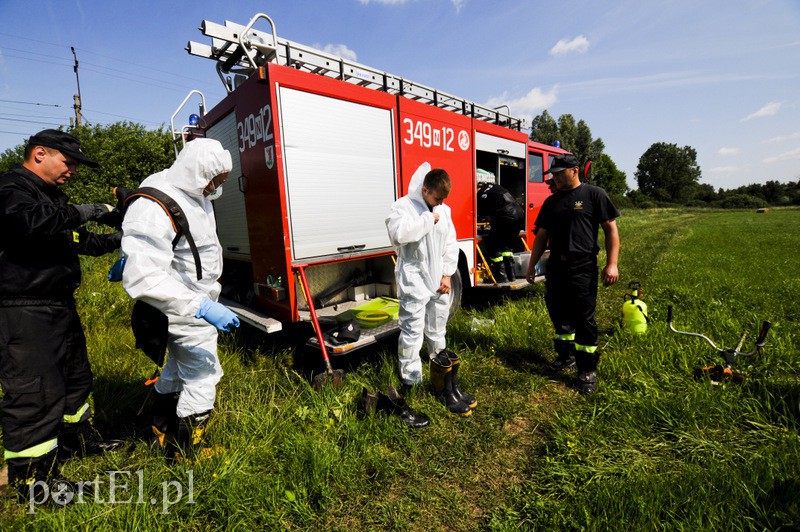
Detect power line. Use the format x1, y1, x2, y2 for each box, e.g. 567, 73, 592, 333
0, 32, 224, 132
0, 111, 66, 120
0, 32, 215, 86
0, 51, 72, 69
0, 117, 67, 126
0, 99, 65, 108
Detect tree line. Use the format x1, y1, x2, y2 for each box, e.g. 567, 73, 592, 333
1, 119, 798, 209
530, 110, 800, 209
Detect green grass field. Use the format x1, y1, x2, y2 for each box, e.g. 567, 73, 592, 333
2, 208, 799, 531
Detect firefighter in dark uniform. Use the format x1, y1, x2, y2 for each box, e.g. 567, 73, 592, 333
477, 178, 525, 282
0, 130, 122, 500
524, 154, 620, 394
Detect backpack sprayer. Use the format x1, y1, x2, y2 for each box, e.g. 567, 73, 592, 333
622, 281, 648, 333
667, 305, 772, 383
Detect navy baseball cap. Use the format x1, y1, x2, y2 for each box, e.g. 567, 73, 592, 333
27, 129, 98, 168
544, 154, 579, 175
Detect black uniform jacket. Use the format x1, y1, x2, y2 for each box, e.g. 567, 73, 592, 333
477, 183, 524, 222
0, 166, 118, 303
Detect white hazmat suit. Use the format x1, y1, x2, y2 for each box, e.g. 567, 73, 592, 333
386, 163, 459, 385
121, 139, 232, 417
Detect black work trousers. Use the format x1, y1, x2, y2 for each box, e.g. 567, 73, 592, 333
483, 216, 524, 259
0, 303, 93, 453
544, 254, 599, 347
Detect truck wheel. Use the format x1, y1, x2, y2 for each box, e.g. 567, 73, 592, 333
448, 269, 462, 321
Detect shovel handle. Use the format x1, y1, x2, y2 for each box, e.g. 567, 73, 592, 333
294, 264, 334, 374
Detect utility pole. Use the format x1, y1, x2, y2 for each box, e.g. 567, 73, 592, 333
71, 47, 82, 127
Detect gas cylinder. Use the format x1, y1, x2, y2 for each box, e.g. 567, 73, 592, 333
622, 282, 648, 333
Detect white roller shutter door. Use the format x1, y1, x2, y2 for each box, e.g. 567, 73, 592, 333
475, 132, 525, 159
278, 87, 397, 260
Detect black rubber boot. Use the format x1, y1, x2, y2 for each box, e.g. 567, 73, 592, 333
7, 450, 57, 504
489, 260, 508, 283
575, 351, 600, 394
7, 449, 88, 506
430, 352, 471, 416
59, 419, 123, 460
175, 410, 212, 460
441, 350, 477, 408
377, 386, 431, 428
503, 255, 516, 281
151, 391, 180, 457
548, 340, 576, 371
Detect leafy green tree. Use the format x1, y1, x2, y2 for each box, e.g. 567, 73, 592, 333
693, 183, 717, 203
591, 153, 628, 195
556, 114, 577, 152
66, 123, 174, 203
635, 142, 701, 203
0, 145, 25, 174
530, 111, 610, 184
0, 122, 174, 204
529, 110, 559, 145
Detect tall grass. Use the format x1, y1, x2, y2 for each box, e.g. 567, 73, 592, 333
1, 208, 798, 530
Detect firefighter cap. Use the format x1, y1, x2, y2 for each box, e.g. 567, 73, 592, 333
544, 154, 579, 175
27, 129, 99, 168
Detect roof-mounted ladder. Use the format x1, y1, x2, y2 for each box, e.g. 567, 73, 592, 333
186, 12, 524, 130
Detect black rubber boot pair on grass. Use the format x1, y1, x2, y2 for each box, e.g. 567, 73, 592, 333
430, 349, 477, 417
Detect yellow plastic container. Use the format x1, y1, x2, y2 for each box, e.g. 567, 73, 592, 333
622, 282, 648, 333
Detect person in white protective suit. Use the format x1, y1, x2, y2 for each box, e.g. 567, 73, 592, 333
386, 164, 474, 416
120, 138, 240, 457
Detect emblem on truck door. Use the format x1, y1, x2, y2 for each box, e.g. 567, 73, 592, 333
265, 144, 275, 170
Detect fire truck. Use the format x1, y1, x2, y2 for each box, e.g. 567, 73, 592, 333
172, 12, 571, 355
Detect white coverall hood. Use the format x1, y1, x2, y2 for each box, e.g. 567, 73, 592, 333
405, 161, 430, 208
166, 138, 233, 197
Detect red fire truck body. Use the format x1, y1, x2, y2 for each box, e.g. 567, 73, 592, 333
178, 14, 570, 347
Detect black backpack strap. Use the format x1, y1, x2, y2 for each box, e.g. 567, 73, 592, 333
124, 187, 203, 281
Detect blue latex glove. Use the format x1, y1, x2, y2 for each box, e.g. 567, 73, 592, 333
195, 297, 240, 332
107, 256, 126, 282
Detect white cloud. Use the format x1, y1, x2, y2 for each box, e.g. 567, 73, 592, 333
764, 146, 800, 164
718, 147, 739, 156
741, 101, 783, 121
313, 43, 358, 62
709, 166, 740, 174
549, 35, 590, 57
763, 131, 800, 144
484, 86, 558, 117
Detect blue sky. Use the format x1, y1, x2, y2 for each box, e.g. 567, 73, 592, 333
1, 0, 798, 190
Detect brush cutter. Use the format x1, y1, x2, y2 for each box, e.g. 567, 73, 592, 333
294, 264, 346, 389
667, 305, 771, 384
